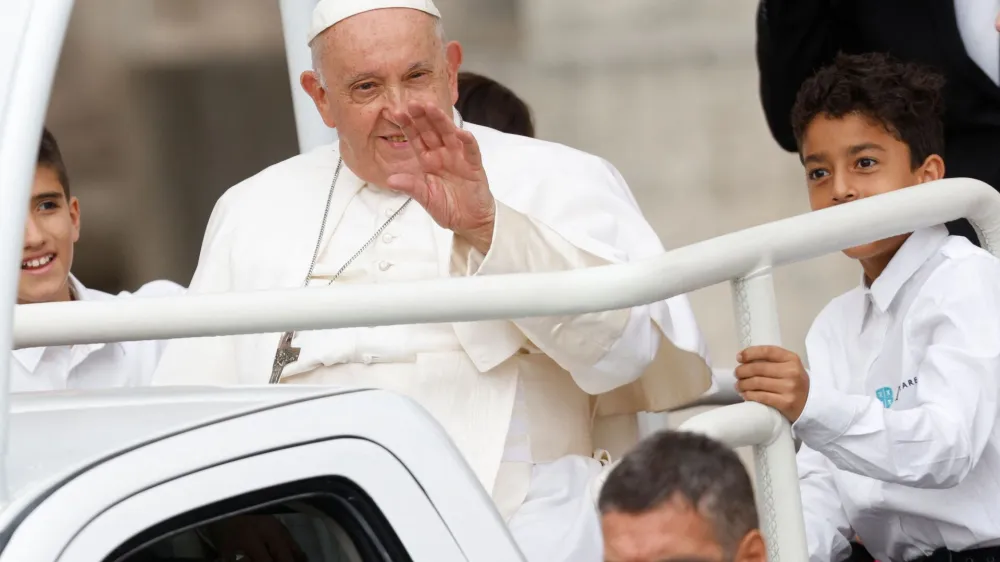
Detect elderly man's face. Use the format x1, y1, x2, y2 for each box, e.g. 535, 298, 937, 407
301, 9, 462, 186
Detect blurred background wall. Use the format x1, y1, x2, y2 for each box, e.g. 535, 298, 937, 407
45, 0, 858, 364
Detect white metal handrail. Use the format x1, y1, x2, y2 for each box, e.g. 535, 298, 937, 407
11, 179, 1000, 348
10, 179, 1000, 562
6, 2, 1000, 559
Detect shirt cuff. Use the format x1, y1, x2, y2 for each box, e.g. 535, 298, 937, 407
792, 377, 859, 447
451, 199, 520, 277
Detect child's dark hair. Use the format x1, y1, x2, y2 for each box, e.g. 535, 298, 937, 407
456, 72, 535, 138
37, 127, 70, 196
791, 52, 945, 169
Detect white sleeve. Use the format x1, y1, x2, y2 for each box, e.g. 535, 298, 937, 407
131, 280, 187, 298
793, 255, 1000, 488
450, 155, 671, 396
798, 444, 854, 562
115, 280, 187, 361
151, 192, 241, 385
457, 200, 657, 394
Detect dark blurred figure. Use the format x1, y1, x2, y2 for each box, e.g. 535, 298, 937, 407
756, 1, 1000, 245
456, 71, 535, 138
599, 430, 766, 562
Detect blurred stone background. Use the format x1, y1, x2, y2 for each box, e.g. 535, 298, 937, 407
46, 0, 858, 369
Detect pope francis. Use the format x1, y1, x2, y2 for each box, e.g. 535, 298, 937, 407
153, 0, 713, 559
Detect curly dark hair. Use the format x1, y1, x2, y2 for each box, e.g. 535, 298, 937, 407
791, 52, 945, 169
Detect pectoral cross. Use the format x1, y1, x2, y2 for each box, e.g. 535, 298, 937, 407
269, 331, 300, 384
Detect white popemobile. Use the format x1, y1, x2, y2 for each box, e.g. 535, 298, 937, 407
3, 1, 1000, 561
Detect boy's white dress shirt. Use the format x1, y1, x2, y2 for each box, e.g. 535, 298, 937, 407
10, 275, 185, 392
795, 225, 1000, 562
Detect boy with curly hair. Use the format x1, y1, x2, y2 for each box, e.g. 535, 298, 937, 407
735, 52, 1000, 562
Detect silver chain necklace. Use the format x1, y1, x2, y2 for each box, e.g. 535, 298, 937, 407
301, 159, 413, 287
268, 159, 413, 383
268, 113, 465, 384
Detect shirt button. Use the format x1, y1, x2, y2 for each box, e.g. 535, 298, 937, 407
362, 354, 374, 365
384, 208, 395, 217
382, 233, 395, 244
378, 260, 392, 271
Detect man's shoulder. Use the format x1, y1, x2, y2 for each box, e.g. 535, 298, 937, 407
468, 123, 615, 178
221, 144, 339, 204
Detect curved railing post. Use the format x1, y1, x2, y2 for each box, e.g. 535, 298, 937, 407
681, 268, 807, 561
0, 0, 76, 504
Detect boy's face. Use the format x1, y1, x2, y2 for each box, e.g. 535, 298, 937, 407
19, 166, 79, 305
801, 112, 944, 264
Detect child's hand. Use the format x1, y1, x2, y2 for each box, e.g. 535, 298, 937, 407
735, 346, 810, 422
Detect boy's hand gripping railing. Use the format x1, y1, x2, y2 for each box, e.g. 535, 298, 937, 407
679, 271, 806, 560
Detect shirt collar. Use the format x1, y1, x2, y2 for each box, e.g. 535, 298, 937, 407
856, 225, 949, 330
12, 274, 113, 374
68, 274, 87, 301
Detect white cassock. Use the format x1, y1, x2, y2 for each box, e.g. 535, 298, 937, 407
152, 114, 712, 561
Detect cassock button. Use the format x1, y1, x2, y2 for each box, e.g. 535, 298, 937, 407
378, 260, 392, 271
384, 208, 395, 217
382, 233, 395, 244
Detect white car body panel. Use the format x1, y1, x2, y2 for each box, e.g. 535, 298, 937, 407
0, 387, 524, 561
59, 439, 466, 561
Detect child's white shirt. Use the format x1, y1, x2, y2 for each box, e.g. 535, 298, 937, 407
796, 225, 1000, 562
10, 275, 185, 392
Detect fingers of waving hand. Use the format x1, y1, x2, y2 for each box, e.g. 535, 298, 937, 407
385, 173, 430, 208
425, 102, 466, 151
388, 102, 486, 180
392, 101, 460, 154
456, 127, 483, 168
404, 102, 443, 151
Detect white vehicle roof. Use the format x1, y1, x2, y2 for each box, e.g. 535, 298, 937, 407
0, 385, 523, 561
2, 385, 358, 514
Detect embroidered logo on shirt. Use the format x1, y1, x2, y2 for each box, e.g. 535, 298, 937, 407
874, 378, 918, 409
896, 377, 917, 399
875, 386, 894, 409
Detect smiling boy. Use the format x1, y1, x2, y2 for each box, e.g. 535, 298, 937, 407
735, 53, 1000, 562
13, 128, 185, 392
